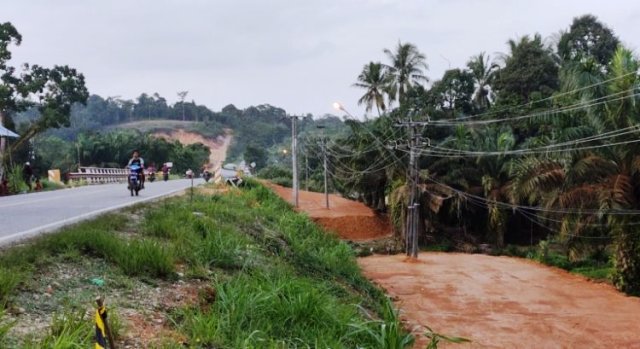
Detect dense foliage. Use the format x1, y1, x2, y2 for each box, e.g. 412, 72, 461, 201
0, 22, 88, 179
338, 14, 640, 294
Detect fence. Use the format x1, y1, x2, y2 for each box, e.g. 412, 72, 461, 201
68, 167, 129, 184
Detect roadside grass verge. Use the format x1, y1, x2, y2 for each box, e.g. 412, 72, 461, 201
1, 179, 418, 348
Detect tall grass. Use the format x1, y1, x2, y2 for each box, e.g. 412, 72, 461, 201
1, 181, 417, 348
175, 270, 394, 348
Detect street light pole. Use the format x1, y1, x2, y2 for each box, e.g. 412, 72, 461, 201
291, 115, 299, 207
317, 125, 329, 209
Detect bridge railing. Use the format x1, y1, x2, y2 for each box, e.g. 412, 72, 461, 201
68, 167, 129, 184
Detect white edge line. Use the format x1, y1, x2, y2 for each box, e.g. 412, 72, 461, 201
0, 184, 199, 247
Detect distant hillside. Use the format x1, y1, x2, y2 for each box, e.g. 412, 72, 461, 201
107, 119, 224, 139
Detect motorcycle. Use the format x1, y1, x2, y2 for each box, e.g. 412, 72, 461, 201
203, 171, 212, 182
148, 171, 156, 182
128, 164, 143, 196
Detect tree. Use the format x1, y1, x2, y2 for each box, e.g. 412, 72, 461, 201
353, 62, 390, 116
244, 143, 268, 170
177, 90, 188, 121
558, 14, 620, 67
383, 42, 428, 106
0, 22, 88, 177
494, 34, 559, 105
466, 52, 499, 110
427, 69, 475, 117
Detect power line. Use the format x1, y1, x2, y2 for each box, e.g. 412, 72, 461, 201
440, 70, 639, 122
424, 90, 640, 127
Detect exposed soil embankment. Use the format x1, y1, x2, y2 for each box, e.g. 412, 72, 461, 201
265, 184, 391, 241
154, 129, 232, 169
359, 252, 640, 348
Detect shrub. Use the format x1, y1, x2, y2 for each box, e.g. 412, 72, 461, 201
7, 166, 27, 194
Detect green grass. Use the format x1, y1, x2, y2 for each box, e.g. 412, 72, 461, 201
0, 180, 417, 348
523, 240, 613, 282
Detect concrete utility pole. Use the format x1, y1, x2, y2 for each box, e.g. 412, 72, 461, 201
291, 115, 299, 207
0, 111, 5, 180
317, 125, 329, 209
305, 151, 309, 191
397, 112, 426, 258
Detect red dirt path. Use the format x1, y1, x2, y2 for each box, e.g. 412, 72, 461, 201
268, 183, 640, 348
359, 253, 640, 348
266, 183, 391, 241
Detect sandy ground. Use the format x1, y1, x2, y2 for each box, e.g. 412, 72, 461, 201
266, 183, 391, 241
154, 129, 232, 171
359, 253, 640, 349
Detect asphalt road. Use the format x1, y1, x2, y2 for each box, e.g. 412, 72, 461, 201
0, 179, 202, 246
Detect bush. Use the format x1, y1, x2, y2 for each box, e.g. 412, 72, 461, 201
7, 166, 27, 194
41, 179, 66, 191
257, 165, 292, 181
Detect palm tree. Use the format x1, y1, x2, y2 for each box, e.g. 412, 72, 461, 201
510, 47, 640, 294
353, 62, 391, 116
466, 52, 499, 110
383, 42, 428, 106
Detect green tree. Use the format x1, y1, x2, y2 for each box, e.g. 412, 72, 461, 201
244, 143, 268, 170
427, 69, 475, 117
353, 62, 391, 116
0, 22, 88, 177
383, 42, 428, 107
558, 14, 620, 67
494, 34, 559, 105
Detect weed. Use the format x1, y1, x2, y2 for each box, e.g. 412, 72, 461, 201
0, 268, 23, 307
424, 326, 471, 349
23, 305, 93, 349
348, 299, 415, 349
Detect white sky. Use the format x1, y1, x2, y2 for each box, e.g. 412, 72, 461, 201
2, 0, 639, 117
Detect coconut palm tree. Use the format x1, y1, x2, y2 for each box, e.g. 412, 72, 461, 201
383, 42, 428, 106
466, 52, 499, 110
353, 62, 391, 116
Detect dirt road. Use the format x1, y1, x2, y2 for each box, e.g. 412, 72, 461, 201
266, 184, 391, 241
359, 253, 640, 348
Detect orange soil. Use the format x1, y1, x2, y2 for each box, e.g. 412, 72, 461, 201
266, 183, 391, 241
359, 252, 640, 348
154, 129, 232, 170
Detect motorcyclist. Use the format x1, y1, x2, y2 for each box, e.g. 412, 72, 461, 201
127, 150, 145, 189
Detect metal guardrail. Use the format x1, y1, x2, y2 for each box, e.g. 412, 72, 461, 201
68, 167, 129, 184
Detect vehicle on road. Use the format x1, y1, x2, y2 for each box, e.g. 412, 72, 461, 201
128, 164, 143, 196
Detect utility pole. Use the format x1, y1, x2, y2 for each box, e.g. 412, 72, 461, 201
291, 115, 299, 207
317, 125, 329, 209
305, 151, 309, 191
0, 111, 6, 180
323, 139, 329, 209
397, 112, 425, 258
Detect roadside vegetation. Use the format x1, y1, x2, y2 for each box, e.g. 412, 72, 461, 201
310, 14, 640, 295
0, 181, 461, 348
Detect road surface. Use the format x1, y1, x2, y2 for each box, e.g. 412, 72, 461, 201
0, 179, 202, 246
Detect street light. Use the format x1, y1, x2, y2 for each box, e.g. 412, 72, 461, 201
332, 102, 356, 119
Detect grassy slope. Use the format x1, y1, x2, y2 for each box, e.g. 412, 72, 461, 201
106, 119, 225, 139
0, 181, 413, 348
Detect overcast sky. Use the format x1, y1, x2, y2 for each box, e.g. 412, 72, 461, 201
2, 0, 639, 117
